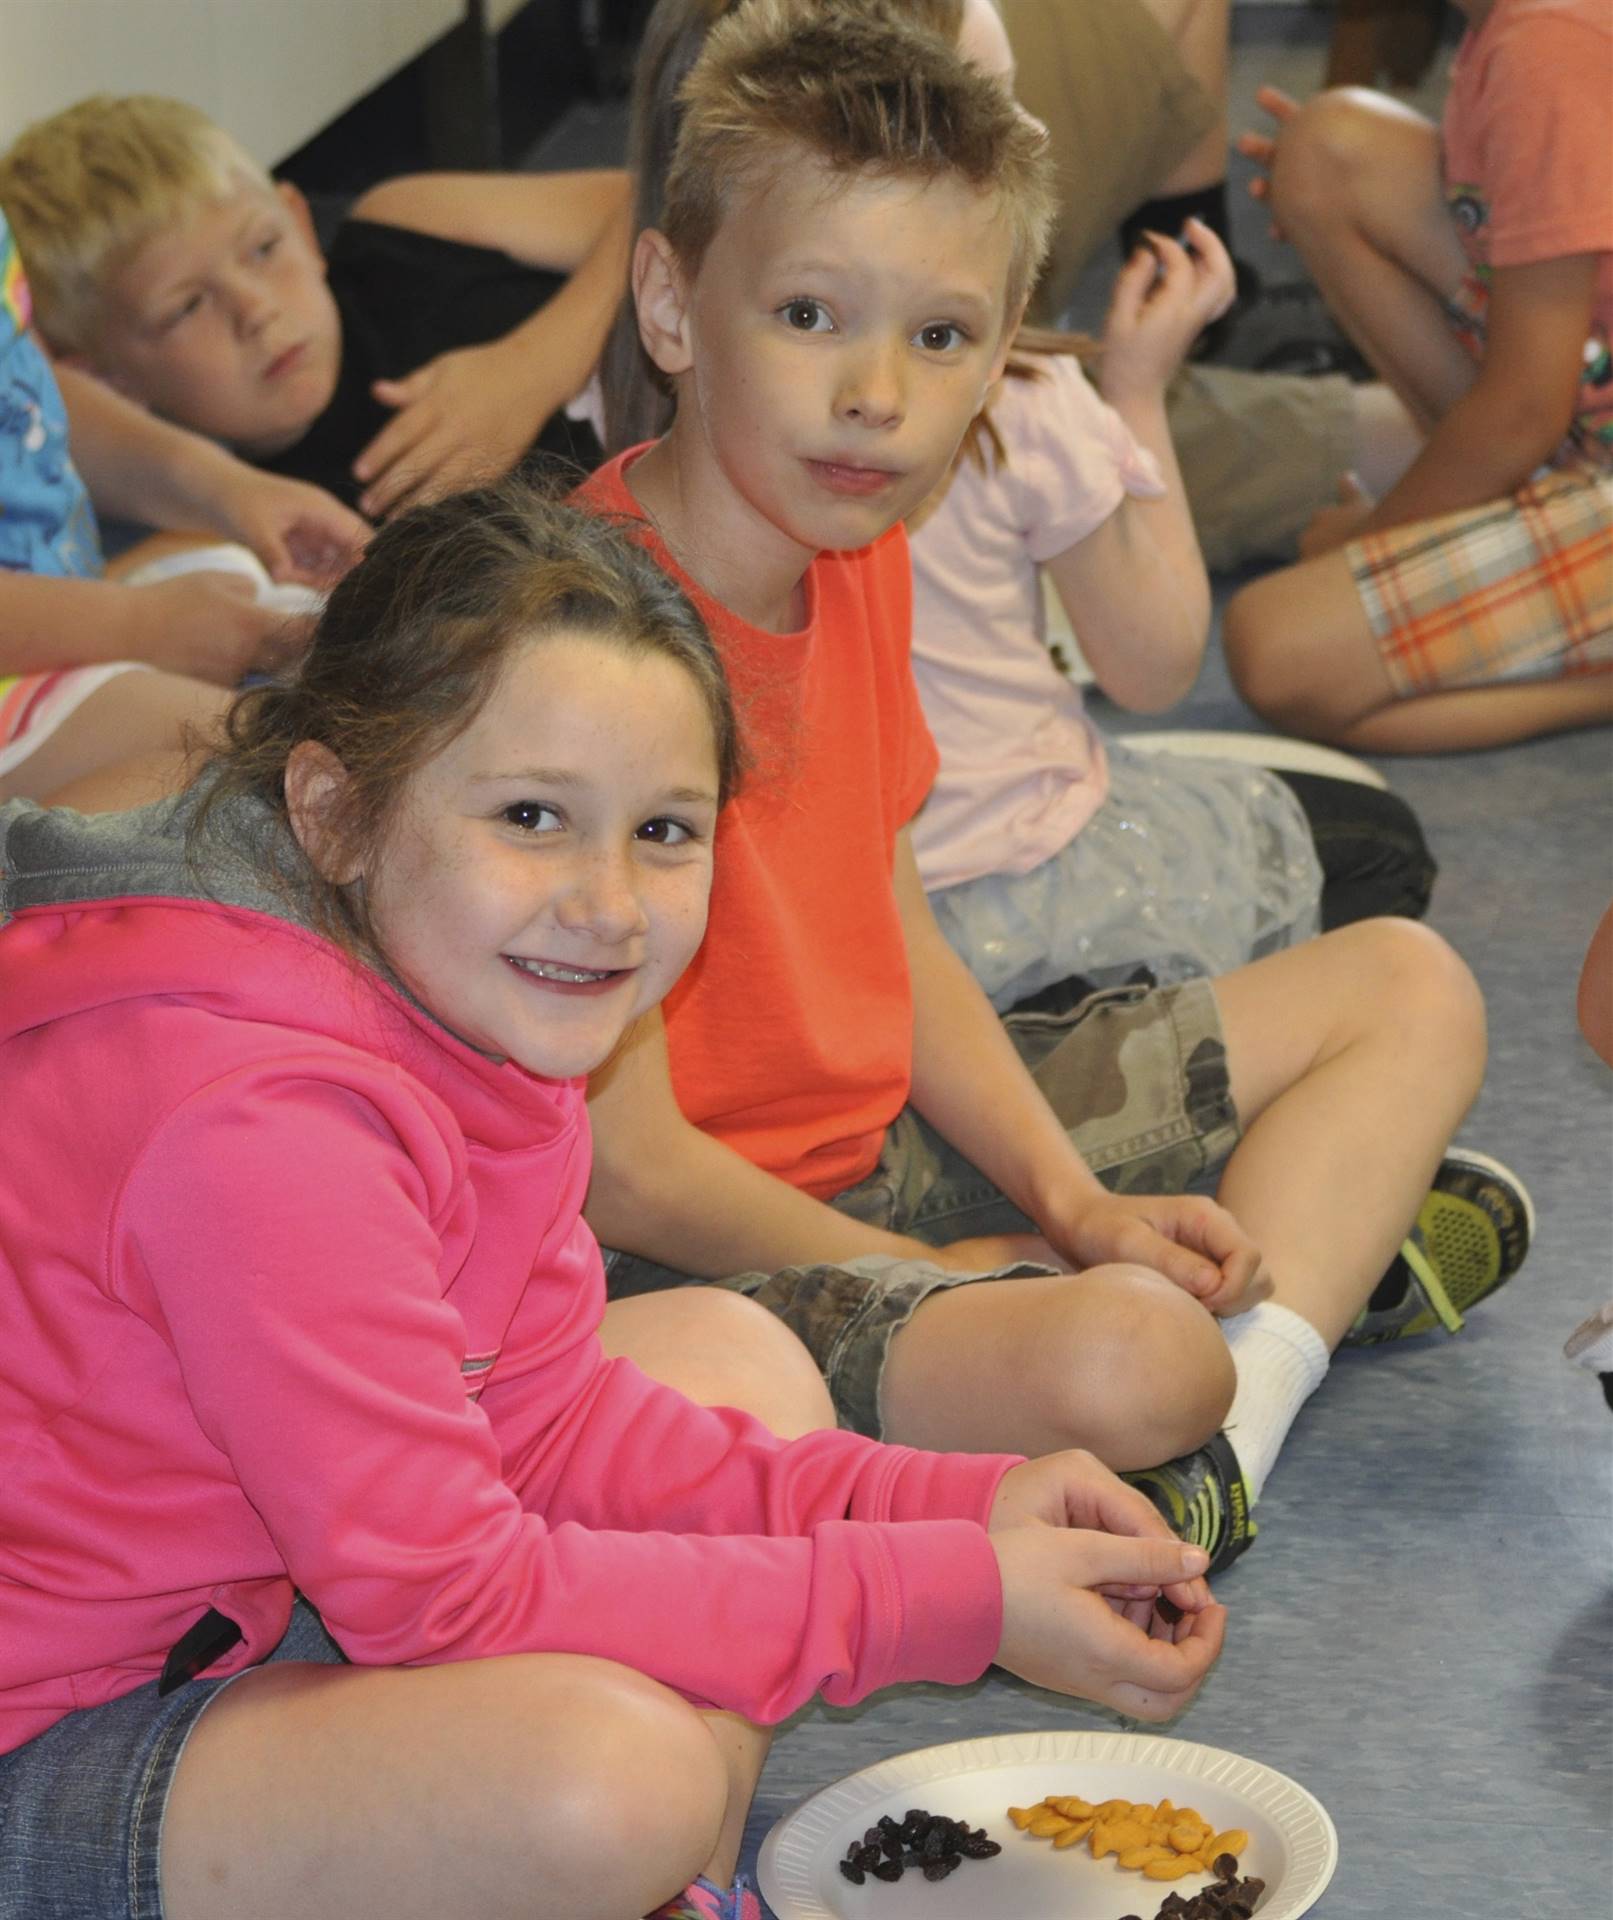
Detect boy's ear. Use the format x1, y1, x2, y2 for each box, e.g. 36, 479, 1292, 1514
633, 229, 694, 379
285, 740, 361, 884
276, 180, 328, 274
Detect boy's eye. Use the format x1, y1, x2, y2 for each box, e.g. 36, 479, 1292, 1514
253, 233, 281, 261
502, 801, 562, 833
158, 293, 204, 332
780, 298, 833, 333
637, 816, 695, 846
914, 321, 968, 353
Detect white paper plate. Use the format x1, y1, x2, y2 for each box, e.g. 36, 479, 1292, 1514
758, 1729, 1338, 1920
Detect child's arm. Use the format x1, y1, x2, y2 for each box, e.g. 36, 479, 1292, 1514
348, 172, 632, 519
0, 566, 303, 682
584, 1006, 963, 1272
893, 832, 1266, 1314
588, 845, 1264, 1312
55, 364, 366, 583
1043, 222, 1226, 710
1304, 253, 1600, 553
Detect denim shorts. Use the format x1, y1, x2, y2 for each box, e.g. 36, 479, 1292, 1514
0, 1602, 344, 1920
605, 977, 1240, 1435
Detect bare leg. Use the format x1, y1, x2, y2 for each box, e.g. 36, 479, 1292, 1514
1224, 547, 1613, 752
1578, 900, 1613, 1070
1137, 0, 1232, 195
1264, 88, 1475, 427
883, 920, 1481, 1466
161, 1652, 751, 1920
1210, 919, 1484, 1346
880, 1264, 1234, 1466
599, 1287, 837, 1439
0, 670, 230, 805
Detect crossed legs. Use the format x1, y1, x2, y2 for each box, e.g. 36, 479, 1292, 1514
159, 1290, 832, 1919
879, 919, 1484, 1462
1223, 89, 1613, 751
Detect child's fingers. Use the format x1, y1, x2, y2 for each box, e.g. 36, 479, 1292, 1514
1254, 82, 1301, 123
1106, 241, 1160, 328
1178, 218, 1237, 316
353, 385, 438, 485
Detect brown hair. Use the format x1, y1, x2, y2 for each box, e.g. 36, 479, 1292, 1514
601, 0, 1050, 454
961, 322, 1100, 471
189, 480, 739, 969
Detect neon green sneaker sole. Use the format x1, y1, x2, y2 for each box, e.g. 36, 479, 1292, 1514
1346, 1149, 1534, 1346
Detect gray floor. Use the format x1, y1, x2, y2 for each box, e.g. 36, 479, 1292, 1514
536, 9, 1613, 1915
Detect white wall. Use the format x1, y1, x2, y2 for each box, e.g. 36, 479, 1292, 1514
0, 0, 468, 166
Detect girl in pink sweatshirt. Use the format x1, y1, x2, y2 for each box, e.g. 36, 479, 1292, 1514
0, 484, 1220, 1920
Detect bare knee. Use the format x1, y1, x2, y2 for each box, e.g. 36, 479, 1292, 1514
605, 1286, 836, 1439
1267, 86, 1398, 238
516, 1663, 730, 1904
1223, 576, 1348, 739
700, 1288, 837, 1438
1329, 917, 1487, 1089
1028, 1265, 1236, 1470
163, 1655, 730, 1920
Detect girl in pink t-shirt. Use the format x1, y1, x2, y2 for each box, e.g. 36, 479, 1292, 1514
910, 218, 1432, 1010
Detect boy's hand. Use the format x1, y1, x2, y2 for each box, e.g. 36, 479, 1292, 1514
1299, 473, 1375, 558
1235, 84, 1303, 237
128, 573, 312, 685
1100, 218, 1237, 402
991, 1525, 1224, 1718
357, 336, 548, 520
1040, 1192, 1270, 1316
210, 465, 368, 587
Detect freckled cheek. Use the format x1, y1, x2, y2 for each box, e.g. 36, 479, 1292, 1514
652, 874, 715, 975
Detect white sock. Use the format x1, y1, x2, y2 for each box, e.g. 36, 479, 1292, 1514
1220, 1303, 1331, 1504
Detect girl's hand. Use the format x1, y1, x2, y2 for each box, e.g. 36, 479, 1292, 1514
1040, 1192, 1270, 1316
1100, 218, 1236, 403
991, 1525, 1225, 1719
1235, 84, 1303, 238
989, 1449, 1213, 1618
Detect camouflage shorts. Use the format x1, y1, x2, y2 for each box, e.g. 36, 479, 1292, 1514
602, 977, 1239, 1437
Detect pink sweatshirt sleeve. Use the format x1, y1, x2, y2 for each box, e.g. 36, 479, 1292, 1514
116, 1066, 1010, 1722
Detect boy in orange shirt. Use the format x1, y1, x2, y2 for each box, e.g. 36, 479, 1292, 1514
579, 0, 1530, 1572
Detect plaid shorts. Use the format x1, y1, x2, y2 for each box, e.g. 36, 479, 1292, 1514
605, 978, 1240, 1436
1347, 456, 1613, 698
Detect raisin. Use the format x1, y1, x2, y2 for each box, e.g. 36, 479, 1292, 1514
837, 1859, 865, 1885
922, 1856, 960, 1881
853, 1843, 882, 1872
870, 1859, 904, 1883
1214, 1853, 1239, 1881
959, 1834, 1001, 1858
